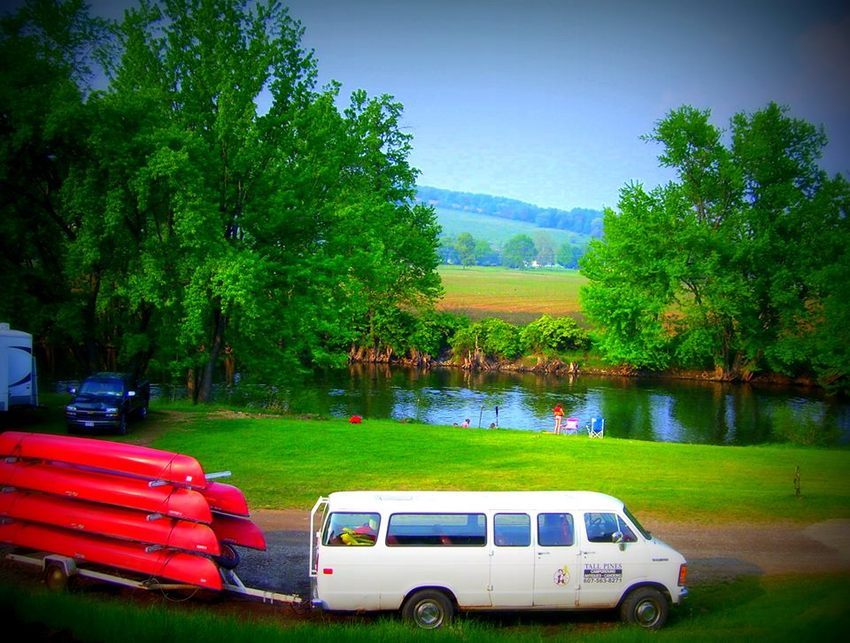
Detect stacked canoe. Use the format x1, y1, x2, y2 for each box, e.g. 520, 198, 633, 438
0, 430, 267, 590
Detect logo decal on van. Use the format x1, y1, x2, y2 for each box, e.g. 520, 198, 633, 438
583, 562, 623, 583
553, 566, 570, 586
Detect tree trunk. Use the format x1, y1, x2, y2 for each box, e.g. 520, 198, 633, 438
197, 308, 226, 403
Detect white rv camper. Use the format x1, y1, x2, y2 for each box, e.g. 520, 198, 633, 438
0, 323, 38, 412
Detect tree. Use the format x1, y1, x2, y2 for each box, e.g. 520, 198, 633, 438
2, 0, 442, 398
533, 231, 555, 266
556, 242, 580, 268
501, 234, 536, 269
0, 0, 111, 375
581, 103, 850, 387
454, 232, 476, 267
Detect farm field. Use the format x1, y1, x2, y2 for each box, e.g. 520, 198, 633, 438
436, 265, 587, 323
434, 206, 587, 248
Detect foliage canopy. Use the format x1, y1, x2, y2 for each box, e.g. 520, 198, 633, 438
0, 0, 441, 399
581, 104, 850, 390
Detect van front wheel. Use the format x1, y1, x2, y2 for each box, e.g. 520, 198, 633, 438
402, 589, 453, 629
620, 587, 668, 629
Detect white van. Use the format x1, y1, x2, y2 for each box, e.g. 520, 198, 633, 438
309, 491, 687, 629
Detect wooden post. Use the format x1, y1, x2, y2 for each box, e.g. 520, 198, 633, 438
794, 465, 801, 498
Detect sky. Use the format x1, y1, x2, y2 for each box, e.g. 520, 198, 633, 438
22, 0, 850, 210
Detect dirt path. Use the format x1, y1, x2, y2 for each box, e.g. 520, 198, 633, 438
249, 510, 850, 586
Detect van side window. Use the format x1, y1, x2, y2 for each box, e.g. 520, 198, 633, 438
584, 512, 637, 543
386, 513, 486, 546
323, 512, 380, 546
494, 513, 530, 547
537, 513, 574, 547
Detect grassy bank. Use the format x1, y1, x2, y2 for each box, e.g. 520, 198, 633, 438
141, 409, 850, 525
2, 404, 849, 640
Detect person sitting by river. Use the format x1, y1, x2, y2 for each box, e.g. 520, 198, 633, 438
461, 418, 470, 428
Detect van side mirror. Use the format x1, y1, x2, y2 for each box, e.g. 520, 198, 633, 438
612, 531, 626, 550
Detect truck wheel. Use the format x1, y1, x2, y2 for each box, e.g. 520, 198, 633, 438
620, 587, 668, 629
402, 589, 453, 629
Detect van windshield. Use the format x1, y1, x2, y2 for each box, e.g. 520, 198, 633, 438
623, 506, 652, 539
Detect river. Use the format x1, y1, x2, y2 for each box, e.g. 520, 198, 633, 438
221, 365, 850, 446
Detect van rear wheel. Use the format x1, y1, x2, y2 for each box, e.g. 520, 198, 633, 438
402, 589, 453, 629
620, 587, 668, 629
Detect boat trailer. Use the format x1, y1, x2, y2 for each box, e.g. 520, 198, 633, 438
4, 549, 304, 606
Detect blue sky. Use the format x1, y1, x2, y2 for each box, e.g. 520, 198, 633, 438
55, 1, 850, 210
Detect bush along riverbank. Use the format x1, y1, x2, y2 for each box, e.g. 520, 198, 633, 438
347, 312, 837, 393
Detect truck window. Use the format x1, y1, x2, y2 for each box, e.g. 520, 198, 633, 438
494, 513, 530, 547
386, 513, 486, 546
323, 512, 380, 546
584, 512, 637, 543
537, 513, 574, 547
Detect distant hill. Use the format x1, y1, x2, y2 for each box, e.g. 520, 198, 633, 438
432, 205, 582, 249
416, 186, 604, 238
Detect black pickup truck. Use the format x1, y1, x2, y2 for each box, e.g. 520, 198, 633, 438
65, 372, 150, 435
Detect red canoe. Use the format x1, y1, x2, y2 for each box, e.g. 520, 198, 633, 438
0, 521, 223, 590
202, 481, 250, 517
0, 431, 207, 489
0, 490, 221, 555
0, 460, 213, 523
211, 513, 267, 550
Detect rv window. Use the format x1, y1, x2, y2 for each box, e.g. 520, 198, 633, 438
537, 513, 575, 547
494, 513, 531, 547
386, 513, 486, 546
323, 512, 380, 546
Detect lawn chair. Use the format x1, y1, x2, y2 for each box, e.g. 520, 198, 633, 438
564, 417, 579, 434
588, 416, 604, 438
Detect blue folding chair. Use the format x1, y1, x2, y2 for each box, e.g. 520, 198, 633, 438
588, 417, 605, 438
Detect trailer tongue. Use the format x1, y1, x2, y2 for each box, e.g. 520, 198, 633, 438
0, 430, 302, 606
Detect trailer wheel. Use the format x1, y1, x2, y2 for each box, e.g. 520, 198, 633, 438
402, 589, 454, 629
44, 563, 70, 592
620, 587, 668, 629
214, 543, 241, 570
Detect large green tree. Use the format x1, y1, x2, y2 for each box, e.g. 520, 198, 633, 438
0, 0, 111, 374
581, 104, 850, 389
1, 0, 441, 399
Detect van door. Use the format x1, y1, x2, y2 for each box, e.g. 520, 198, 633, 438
489, 512, 534, 607
532, 512, 580, 607
578, 511, 648, 607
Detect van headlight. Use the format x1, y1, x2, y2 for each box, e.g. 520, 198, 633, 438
105, 407, 119, 416
65, 405, 77, 415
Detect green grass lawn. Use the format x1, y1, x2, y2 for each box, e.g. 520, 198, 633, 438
437, 265, 587, 323
141, 411, 850, 525
2, 405, 849, 640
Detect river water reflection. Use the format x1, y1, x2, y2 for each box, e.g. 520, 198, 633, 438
266, 365, 850, 446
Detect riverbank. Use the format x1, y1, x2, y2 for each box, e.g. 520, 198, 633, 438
352, 350, 836, 397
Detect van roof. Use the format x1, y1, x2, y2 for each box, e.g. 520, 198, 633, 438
325, 491, 625, 513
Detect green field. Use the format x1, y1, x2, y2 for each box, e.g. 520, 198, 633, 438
435, 206, 587, 248
437, 265, 587, 323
